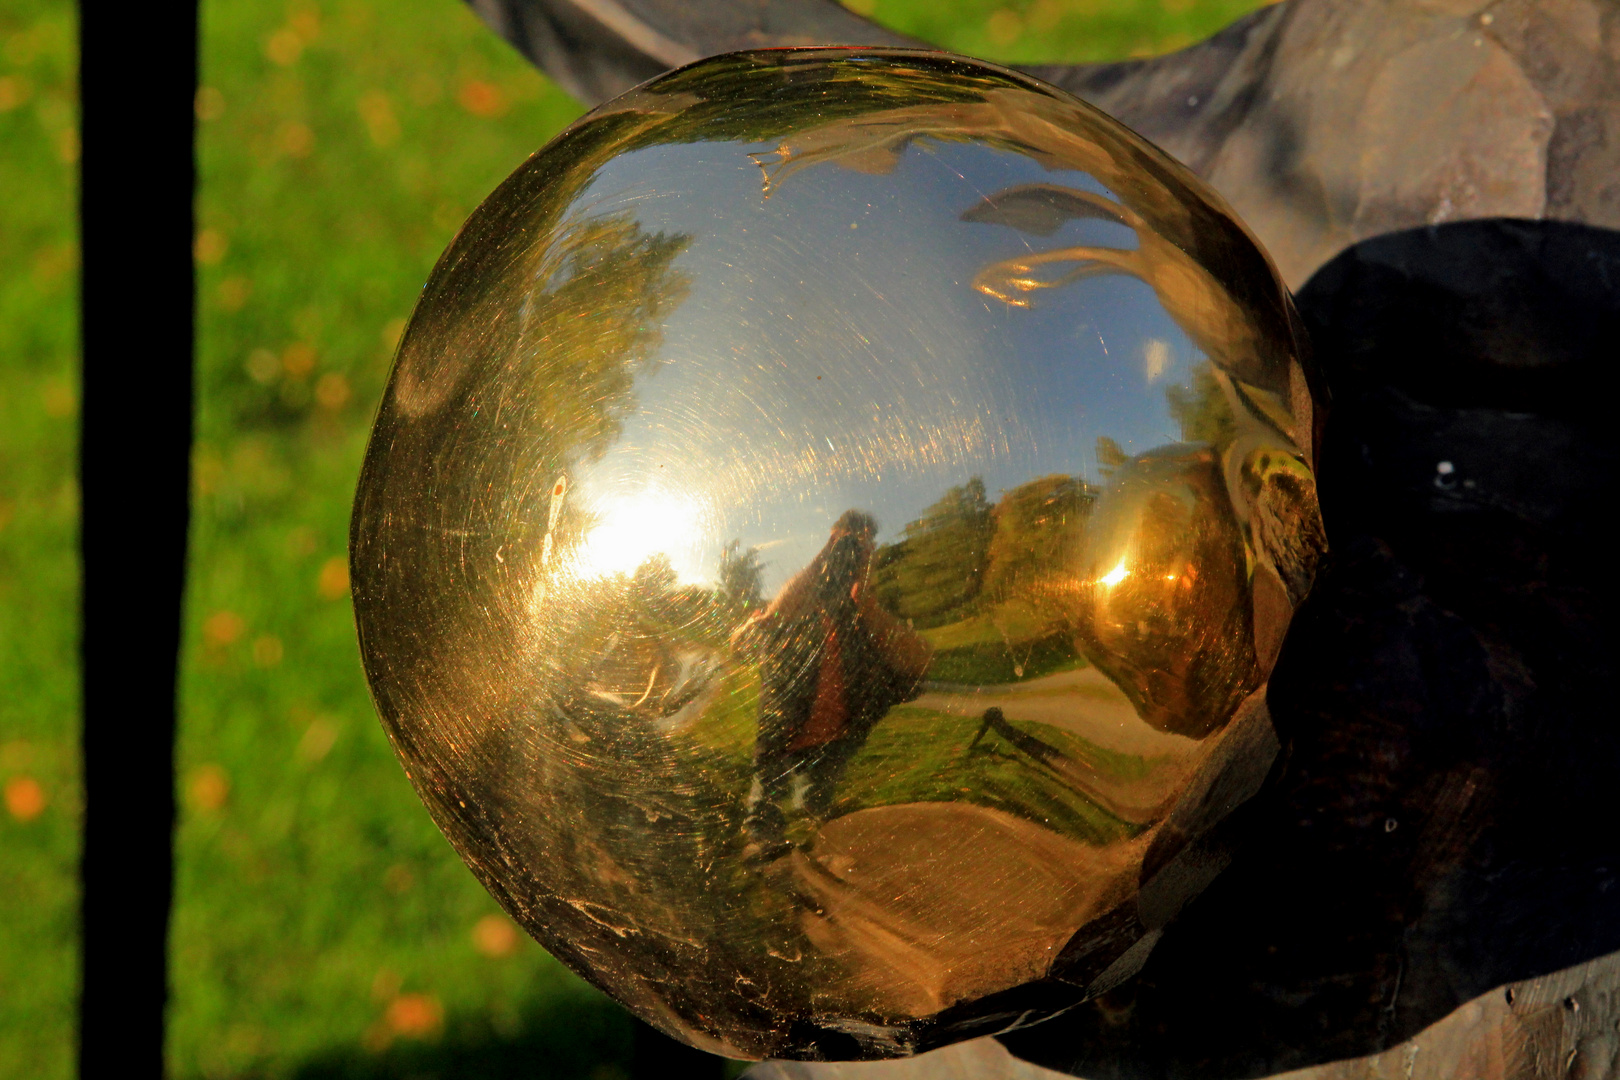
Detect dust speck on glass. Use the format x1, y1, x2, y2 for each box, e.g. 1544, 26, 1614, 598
350, 48, 1326, 1062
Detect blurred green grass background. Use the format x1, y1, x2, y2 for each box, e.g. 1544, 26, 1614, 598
0, 0, 1267, 1076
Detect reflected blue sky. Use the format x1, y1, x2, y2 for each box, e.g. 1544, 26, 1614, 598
560, 136, 1203, 590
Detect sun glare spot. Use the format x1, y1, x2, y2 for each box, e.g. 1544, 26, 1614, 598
1100, 560, 1129, 588
573, 488, 709, 582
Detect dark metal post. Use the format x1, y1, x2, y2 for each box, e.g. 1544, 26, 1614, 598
77, 0, 198, 1073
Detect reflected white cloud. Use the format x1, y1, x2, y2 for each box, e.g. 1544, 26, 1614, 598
1143, 338, 1170, 383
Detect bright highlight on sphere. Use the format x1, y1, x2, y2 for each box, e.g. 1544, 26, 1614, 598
1099, 560, 1130, 588
351, 48, 1327, 1062
573, 488, 711, 582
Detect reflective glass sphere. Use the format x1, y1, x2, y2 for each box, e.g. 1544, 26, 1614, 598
351, 48, 1325, 1061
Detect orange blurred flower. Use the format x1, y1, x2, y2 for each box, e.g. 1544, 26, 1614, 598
189, 764, 230, 813
203, 610, 246, 647
386, 993, 443, 1039
472, 913, 520, 958
265, 29, 303, 66
317, 557, 350, 600
457, 79, 506, 118
282, 342, 317, 378
276, 121, 315, 157
314, 373, 351, 410
5, 775, 46, 821
194, 227, 228, 266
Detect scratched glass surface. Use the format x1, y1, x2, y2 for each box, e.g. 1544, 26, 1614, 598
351, 49, 1326, 1060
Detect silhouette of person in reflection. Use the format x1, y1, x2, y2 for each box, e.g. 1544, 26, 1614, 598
733, 511, 933, 863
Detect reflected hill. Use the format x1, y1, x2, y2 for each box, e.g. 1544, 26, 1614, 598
873, 474, 1095, 687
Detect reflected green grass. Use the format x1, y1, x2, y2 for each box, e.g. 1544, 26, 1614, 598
676, 661, 1146, 848
841, 706, 1143, 844
684, 663, 764, 764
0, 0, 1266, 1076
851, 0, 1274, 65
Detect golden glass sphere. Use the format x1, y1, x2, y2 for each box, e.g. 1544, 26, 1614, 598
351, 48, 1326, 1061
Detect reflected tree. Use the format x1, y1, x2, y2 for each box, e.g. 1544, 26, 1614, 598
716, 540, 765, 616
1166, 364, 1239, 450
871, 478, 993, 628
1094, 435, 1130, 481
981, 474, 1095, 602
508, 212, 693, 466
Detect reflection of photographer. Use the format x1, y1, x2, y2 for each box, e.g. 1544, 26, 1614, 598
733, 511, 933, 862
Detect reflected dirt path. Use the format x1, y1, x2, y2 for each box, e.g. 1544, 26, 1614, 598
787, 802, 1146, 1018
915, 668, 1201, 757
912, 670, 1205, 825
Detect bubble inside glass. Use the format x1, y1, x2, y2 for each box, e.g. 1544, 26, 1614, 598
351, 49, 1326, 1061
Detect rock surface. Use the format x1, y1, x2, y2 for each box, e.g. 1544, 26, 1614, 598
749, 947, 1620, 1080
